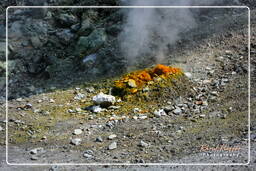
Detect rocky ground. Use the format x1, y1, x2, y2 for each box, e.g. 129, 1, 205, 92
0, 0, 256, 171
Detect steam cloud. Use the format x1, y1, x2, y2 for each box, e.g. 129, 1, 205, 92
119, 0, 218, 68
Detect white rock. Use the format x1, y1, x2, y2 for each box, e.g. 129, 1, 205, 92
92, 92, 115, 107
30, 147, 44, 154
184, 72, 192, 78
16, 98, 23, 102
199, 114, 206, 118
108, 134, 117, 140
74, 129, 83, 135
74, 93, 85, 100
83, 153, 93, 159
91, 105, 102, 113
138, 115, 147, 119
153, 109, 166, 117
71, 138, 81, 145
0, 126, 3, 131
139, 140, 149, 147
68, 109, 75, 113
133, 116, 138, 120
108, 142, 117, 150
49, 99, 55, 103
75, 107, 82, 112
173, 107, 182, 115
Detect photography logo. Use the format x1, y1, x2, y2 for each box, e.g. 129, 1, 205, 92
199, 144, 242, 158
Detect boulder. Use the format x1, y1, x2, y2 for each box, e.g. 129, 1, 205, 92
76, 28, 106, 56
92, 92, 115, 107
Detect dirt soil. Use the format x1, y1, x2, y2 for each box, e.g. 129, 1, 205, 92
0, 5, 256, 171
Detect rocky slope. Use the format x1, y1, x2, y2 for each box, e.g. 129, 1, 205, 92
0, 0, 255, 170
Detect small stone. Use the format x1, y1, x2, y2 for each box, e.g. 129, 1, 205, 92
128, 79, 137, 88
220, 114, 227, 119
91, 105, 102, 113
202, 80, 211, 84
83, 153, 93, 159
142, 87, 150, 92
30, 156, 38, 160
74, 93, 85, 100
37, 99, 42, 103
16, 98, 23, 102
163, 106, 173, 113
68, 109, 75, 113
133, 116, 138, 120
96, 136, 103, 142
173, 107, 182, 115
0, 126, 3, 131
199, 114, 206, 118
108, 142, 117, 150
25, 103, 33, 109
139, 140, 149, 147
153, 109, 166, 117
225, 50, 232, 55
210, 91, 218, 96
85, 87, 95, 93
73, 129, 83, 135
138, 115, 147, 119
33, 109, 41, 113
71, 138, 81, 145
133, 108, 141, 113
49, 99, 55, 103
108, 106, 121, 110
30, 147, 44, 154
75, 107, 82, 112
108, 134, 117, 140
184, 72, 192, 78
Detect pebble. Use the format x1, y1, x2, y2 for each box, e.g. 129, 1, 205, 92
16, 98, 23, 102
173, 107, 182, 115
30, 156, 39, 160
83, 150, 94, 159
25, 103, 33, 109
108, 106, 121, 110
138, 115, 147, 119
83, 153, 93, 159
184, 72, 192, 78
49, 99, 55, 103
91, 105, 103, 113
74, 93, 85, 100
73, 129, 83, 135
68, 109, 75, 113
96, 136, 103, 142
199, 114, 206, 118
71, 138, 81, 145
33, 109, 41, 113
163, 106, 173, 112
108, 134, 117, 140
139, 140, 149, 147
0, 126, 3, 131
210, 91, 218, 96
153, 109, 166, 117
30, 147, 44, 154
108, 142, 117, 150
85, 87, 95, 93
75, 107, 82, 112
133, 108, 141, 113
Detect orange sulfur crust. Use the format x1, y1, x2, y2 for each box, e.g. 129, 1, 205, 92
114, 64, 183, 94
